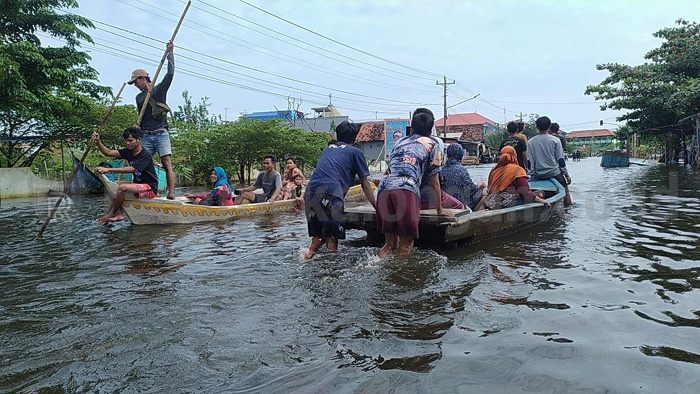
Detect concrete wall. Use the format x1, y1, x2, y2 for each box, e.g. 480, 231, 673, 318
356, 141, 384, 163
0, 168, 62, 199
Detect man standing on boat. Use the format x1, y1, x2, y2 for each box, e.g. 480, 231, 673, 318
128, 40, 176, 199
303, 121, 376, 259
527, 116, 572, 206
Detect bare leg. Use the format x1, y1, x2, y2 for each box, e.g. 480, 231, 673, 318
304, 237, 325, 259
564, 193, 572, 206
378, 232, 398, 258
161, 154, 175, 200
325, 237, 338, 252
397, 235, 415, 257
234, 191, 256, 205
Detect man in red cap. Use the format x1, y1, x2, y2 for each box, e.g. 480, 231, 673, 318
128, 40, 176, 199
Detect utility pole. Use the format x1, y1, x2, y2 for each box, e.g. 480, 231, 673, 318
518, 112, 525, 121
224, 107, 229, 121
436, 76, 455, 137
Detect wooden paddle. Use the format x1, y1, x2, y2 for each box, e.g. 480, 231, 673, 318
134, 0, 191, 128
38, 83, 127, 237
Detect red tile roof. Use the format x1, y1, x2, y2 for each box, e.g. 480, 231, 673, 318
434, 112, 496, 127
566, 129, 615, 138
356, 122, 385, 142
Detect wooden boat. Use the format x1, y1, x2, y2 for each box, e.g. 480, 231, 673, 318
104, 159, 167, 192
98, 174, 371, 225
600, 150, 630, 167
344, 178, 565, 244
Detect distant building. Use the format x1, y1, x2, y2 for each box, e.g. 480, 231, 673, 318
354, 122, 385, 161
566, 129, 616, 149
434, 112, 499, 142
241, 106, 347, 135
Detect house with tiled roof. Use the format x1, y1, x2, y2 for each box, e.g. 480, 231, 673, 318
566, 129, 616, 148
355, 121, 385, 162
434, 112, 499, 142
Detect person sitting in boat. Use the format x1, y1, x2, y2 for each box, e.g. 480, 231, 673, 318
484, 146, 550, 210
527, 116, 572, 206
184, 167, 233, 206
234, 154, 282, 204
441, 143, 487, 211
282, 157, 305, 196
92, 127, 159, 225
284, 173, 306, 210
303, 121, 376, 259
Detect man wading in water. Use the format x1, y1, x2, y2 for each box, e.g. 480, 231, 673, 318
128, 40, 176, 199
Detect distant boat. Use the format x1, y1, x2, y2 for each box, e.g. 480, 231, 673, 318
600, 150, 630, 167
345, 178, 565, 245
68, 155, 104, 195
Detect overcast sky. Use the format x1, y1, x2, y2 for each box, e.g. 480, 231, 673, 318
61, 0, 699, 131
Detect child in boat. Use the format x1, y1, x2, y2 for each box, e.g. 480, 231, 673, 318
284, 173, 306, 210
92, 127, 158, 225
184, 167, 234, 206
303, 121, 376, 259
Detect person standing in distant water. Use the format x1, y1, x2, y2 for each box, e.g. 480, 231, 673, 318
500, 121, 528, 170
527, 116, 572, 206
128, 40, 176, 199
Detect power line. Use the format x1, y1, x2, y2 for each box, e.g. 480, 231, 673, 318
235, 0, 444, 79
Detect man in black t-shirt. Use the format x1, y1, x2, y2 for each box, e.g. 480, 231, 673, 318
499, 121, 528, 169
92, 127, 158, 225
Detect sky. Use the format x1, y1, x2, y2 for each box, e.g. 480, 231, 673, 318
54, 0, 700, 132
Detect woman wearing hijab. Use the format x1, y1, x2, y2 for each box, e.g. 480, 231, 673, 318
441, 143, 486, 210
185, 167, 234, 206
485, 146, 550, 210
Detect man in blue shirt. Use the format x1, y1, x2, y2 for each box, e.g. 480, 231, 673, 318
303, 121, 376, 259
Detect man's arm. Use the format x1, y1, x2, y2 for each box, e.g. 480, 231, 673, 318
95, 166, 135, 174
157, 40, 175, 92
91, 132, 121, 158
359, 176, 376, 209
555, 140, 569, 177
429, 173, 444, 213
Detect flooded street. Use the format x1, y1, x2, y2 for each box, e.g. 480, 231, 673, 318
1, 157, 699, 393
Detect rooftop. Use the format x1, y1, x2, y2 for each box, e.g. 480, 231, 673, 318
434, 112, 497, 127
356, 122, 385, 142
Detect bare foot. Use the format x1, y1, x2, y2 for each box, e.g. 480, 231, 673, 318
167, 194, 175, 200
378, 245, 393, 258
303, 248, 314, 260
96, 213, 113, 225
108, 212, 125, 222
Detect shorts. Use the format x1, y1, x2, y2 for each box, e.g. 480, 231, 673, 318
141, 130, 172, 157
304, 193, 346, 240
420, 190, 464, 210
132, 183, 157, 198
553, 172, 570, 194
254, 194, 269, 203
376, 189, 420, 238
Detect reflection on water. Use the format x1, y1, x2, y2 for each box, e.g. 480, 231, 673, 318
1, 159, 699, 393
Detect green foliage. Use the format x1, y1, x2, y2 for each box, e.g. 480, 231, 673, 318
483, 131, 507, 149
585, 19, 700, 137
0, 0, 111, 167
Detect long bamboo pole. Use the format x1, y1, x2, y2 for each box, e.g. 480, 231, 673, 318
135, 0, 191, 128
38, 83, 127, 237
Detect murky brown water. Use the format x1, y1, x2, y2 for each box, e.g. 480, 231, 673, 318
1, 158, 699, 393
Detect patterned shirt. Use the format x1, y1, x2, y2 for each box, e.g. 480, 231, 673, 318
377, 134, 442, 197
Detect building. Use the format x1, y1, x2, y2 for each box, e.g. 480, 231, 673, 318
241, 106, 348, 135
354, 121, 385, 162
434, 112, 499, 142
566, 129, 616, 149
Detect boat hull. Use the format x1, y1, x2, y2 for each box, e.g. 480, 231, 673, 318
344, 178, 565, 245
98, 174, 370, 225
600, 151, 630, 167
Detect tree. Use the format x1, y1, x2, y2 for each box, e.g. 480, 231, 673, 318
0, 0, 110, 167
585, 19, 700, 136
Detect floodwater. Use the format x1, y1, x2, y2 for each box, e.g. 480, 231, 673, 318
1, 158, 699, 393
